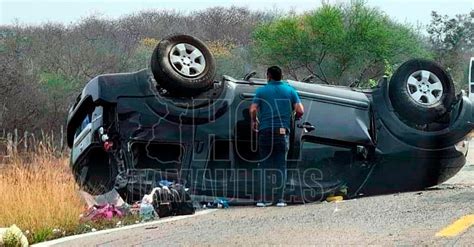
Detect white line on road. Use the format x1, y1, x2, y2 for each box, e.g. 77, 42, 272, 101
33, 209, 218, 247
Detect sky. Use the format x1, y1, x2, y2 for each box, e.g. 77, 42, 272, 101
0, 0, 472, 26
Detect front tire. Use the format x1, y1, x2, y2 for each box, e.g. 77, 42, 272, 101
389, 59, 455, 125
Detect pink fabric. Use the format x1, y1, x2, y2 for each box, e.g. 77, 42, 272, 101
81, 203, 123, 222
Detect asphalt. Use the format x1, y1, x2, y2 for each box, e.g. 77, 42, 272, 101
49, 149, 474, 246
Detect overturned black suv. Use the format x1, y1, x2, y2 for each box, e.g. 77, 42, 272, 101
67, 35, 473, 203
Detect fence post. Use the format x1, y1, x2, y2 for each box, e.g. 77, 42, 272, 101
60, 126, 64, 152
14, 128, 18, 154
24, 130, 28, 152
6, 132, 13, 156
51, 130, 54, 151
31, 133, 36, 152
41, 129, 45, 150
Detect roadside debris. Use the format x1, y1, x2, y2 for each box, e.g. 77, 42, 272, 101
204, 198, 230, 209
326, 196, 344, 202
80, 189, 125, 208
80, 204, 124, 222
139, 190, 158, 222
137, 180, 196, 221
129, 201, 141, 215
78, 181, 200, 225
151, 181, 196, 218
0, 225, 29, 247
79, 188, 128, 222
326, 186, 347, 203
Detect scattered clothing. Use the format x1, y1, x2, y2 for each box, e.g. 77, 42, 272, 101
205, 198, 229, 209
78, 181, 195, 223
80, 204, 123, 222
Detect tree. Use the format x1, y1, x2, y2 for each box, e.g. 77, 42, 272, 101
207, 41, 256, 79
0, 7, 271, 133
427, 10, 473, 89
0, 29, 49, 131
193, 7, 273, 45
252, 1, 429, 86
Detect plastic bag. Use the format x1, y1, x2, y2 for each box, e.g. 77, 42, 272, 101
139, 190, 158, 221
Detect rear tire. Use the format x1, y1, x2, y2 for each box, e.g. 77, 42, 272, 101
389, 59, 455, 125
150, 34, 216, 96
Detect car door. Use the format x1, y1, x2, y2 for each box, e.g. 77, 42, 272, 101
289, 92, 373, 199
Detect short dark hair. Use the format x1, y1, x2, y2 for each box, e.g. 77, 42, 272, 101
267, 66, 282, 81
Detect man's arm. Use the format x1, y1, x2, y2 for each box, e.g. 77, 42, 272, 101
250, 89, 261, 132
290, 88, 304, 119
294, 103, 304, 119
249, 103, 259, 132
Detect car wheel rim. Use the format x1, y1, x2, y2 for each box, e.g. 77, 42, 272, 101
406, 70, 443, 106
169, 43, 206, 78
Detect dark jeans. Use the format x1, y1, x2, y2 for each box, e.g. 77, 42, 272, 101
258, 128, 289, 202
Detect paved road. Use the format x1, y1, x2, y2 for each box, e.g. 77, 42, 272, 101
52, 151, 474, 246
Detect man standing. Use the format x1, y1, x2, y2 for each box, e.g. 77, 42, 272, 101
249, 66, 304, 207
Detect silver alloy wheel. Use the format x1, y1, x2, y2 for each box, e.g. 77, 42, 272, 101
169, 43, 206, 77
406, 70, 443, 106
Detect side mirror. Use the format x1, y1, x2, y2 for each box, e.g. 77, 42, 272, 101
243, 71, 257, 81
302, 75, 315, 83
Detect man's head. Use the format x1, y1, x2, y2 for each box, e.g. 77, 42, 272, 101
267, 66, 282, 81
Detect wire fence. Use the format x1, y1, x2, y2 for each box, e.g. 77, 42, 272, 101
0, 127, 66, 162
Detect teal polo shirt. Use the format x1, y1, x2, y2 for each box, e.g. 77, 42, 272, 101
252, 80, 301, 131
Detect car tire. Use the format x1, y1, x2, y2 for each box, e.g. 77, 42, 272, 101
150, 34, 216, 96
389, 59, 455, 125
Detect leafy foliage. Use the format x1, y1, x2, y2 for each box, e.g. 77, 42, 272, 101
427, 10, 473, 90
252, 1, 429, 86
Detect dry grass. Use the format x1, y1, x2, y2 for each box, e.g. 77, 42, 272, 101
0, 150, 85, 242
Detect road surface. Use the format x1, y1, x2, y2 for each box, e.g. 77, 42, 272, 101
49, 149, 474, 246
